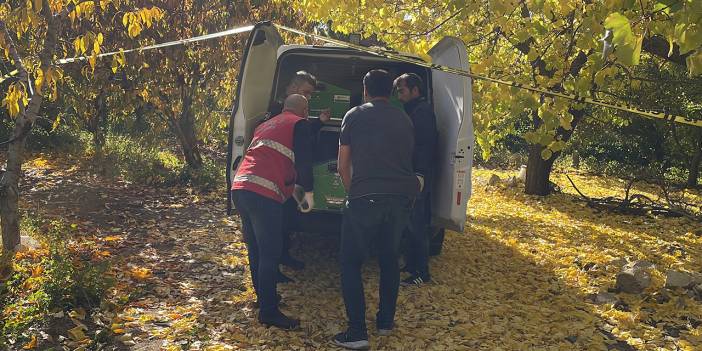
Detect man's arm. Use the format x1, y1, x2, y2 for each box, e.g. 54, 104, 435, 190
337, 145, 352, 192
293, 120, 314, 191
412, 105, 438, 180
338, 109, 355, 192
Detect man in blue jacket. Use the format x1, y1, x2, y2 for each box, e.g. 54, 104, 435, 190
394, 73, 438, 287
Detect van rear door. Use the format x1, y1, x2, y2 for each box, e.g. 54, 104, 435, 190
428, 37, 474, 232
227, 22, 283, 214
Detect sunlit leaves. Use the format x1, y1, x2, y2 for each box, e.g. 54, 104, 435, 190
604, 13, 642, 66
122, 7, 164, 38
110, 50, 126, 73
34, 67, 62, 101
2, 83, 28, 117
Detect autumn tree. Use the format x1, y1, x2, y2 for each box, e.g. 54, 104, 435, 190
0, 1, 161, 251
122, 0, 304, 170
285, 0, 702, 195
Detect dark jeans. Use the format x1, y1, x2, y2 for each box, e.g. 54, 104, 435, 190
282, 198, 298, 261
231, 190, 284, 315
340, 194, 412, 337
404, 194, 431, 279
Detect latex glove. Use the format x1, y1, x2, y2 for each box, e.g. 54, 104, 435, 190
416, 175, 425, 193
319, 108, 331, 123
298, 192, 314, 213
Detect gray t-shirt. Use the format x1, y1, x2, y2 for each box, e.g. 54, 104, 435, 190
340, 100, 419, 198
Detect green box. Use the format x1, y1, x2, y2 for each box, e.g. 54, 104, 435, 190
309, 81, 351, 120
312, 160, 346, 211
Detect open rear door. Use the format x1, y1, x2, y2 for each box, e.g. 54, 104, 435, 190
428, 37, 474, 232
226, 22, 283, 215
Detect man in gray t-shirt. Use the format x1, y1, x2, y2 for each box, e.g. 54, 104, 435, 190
333, 69, 419, 349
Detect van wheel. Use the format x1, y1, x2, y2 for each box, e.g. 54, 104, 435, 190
429, 228, 445, 256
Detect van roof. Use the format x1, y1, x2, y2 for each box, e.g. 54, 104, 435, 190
277, 44, 425, 61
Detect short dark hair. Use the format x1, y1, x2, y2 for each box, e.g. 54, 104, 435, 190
394, 73, 424, 96
363, 69, 393, 98
288, 70, 317, 89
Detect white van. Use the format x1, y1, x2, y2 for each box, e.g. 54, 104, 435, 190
226, 22, 474, 254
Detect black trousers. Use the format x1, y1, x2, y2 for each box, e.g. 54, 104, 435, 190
281, 198, 298, 261
403, 194, 432, 279
231, 190, 283, 315
340, 194, 412, 337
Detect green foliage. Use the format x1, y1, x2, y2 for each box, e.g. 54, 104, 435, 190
604, 12, 642, 66
98, 134, 184, 186
179, 156, 225, 191
95, 134, 224, 190
0, 115, 87, 153
0, 218, 112, 347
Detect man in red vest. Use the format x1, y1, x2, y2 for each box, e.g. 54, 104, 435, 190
231, 94, 314, 330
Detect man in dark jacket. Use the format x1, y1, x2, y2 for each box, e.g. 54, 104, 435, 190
333, 69, 418, 349
394, 73, 438, 286
268, 71, 330, 282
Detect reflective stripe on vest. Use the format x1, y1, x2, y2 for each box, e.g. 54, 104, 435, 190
233, 174, 284, 200
249, 138, 295, 162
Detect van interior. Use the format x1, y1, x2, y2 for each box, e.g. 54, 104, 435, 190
270, 50, 431, 165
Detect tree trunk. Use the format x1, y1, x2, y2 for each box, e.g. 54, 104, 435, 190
572, 150, 580, 169
525, 144, 556, 195
172, 64, 203, 169
91, 92, 107, 158
687, 130, 702, 188
525, 108, 585, 195
179, 116, 202, 169
0, 7, 57, 251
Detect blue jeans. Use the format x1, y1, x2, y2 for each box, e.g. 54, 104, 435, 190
340, 194, 413, 338
404, 194, 431, 279
231, 190, 283, 315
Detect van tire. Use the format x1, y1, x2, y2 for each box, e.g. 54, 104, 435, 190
429, 228, 445, 256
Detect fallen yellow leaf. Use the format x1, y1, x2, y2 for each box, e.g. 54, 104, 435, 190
67, 326, 88, 341
22, 335, 37, 349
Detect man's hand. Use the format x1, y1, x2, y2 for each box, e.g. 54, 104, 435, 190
319, 108, 331, 123
298, 192, 314, 213
416, 175, 425, 192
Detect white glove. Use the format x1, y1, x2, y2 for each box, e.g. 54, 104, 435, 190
292, 185, 305, 204
298, 192, 314, 213
416, 175, 425, 192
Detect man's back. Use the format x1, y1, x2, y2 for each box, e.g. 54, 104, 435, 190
340, 100, 418, 198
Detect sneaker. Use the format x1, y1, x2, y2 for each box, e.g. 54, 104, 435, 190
277, 271, 295, 284
281, 256, 305, 271
332, 330, 369, 350
400, 274, 429, 286
377, 328, 392, 336
258, 310, 300, 330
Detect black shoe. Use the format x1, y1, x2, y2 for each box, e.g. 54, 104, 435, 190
281, 256, 305, 271
277, 271, 295, 284
258, 310, 300, 330
332, 330, 369, 350
400, 274, 429, 287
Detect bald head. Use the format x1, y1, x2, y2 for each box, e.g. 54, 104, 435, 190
283, 94, 309, 118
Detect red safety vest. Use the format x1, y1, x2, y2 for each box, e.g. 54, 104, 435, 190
231, 111, 303, 203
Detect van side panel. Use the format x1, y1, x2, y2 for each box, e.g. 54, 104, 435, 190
227, 23, 283, 215
429, 37, 473, 232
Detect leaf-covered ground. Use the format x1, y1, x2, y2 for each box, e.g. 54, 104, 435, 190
13, 158, 702, 350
